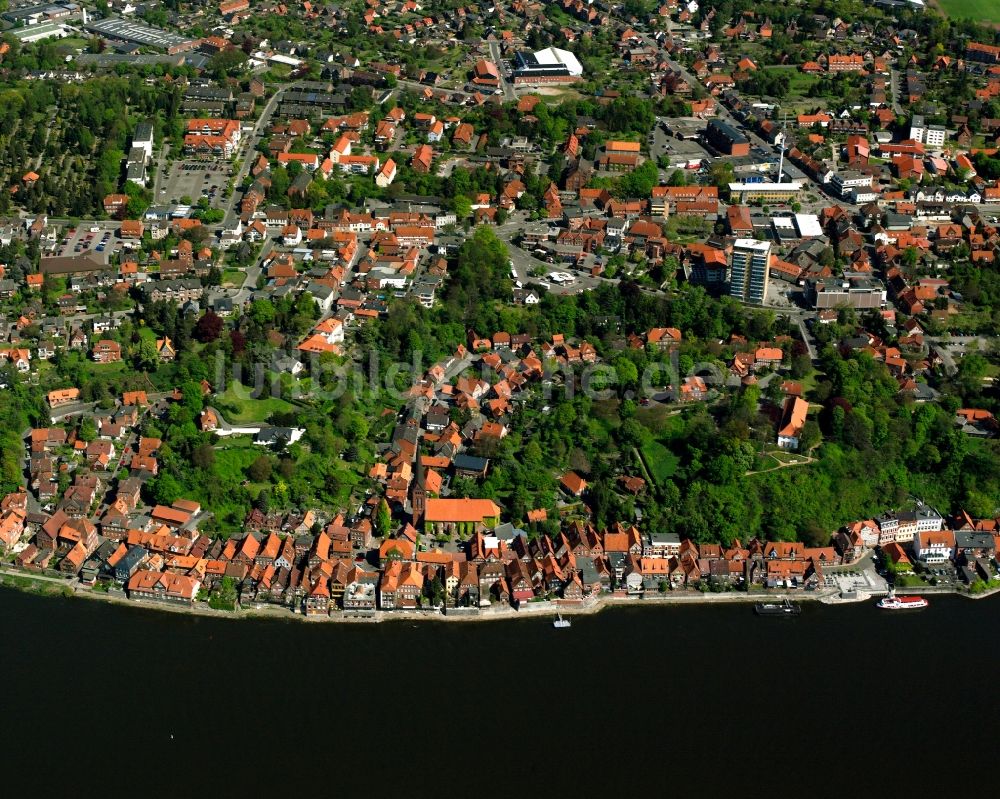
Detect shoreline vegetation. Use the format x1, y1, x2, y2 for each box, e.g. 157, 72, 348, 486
2, 569, 997, 625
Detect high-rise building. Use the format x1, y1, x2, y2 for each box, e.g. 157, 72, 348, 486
729, 239, 771, 305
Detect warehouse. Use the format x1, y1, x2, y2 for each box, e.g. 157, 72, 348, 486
512, 46, 584, 84
810, 277, 886, 310
84, 17, 196, 54
705, 119, 750, 156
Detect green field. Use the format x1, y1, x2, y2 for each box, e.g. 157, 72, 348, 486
221, 269, 244, 287
640, 440, 680, 484
214, 437, 262, 482
216, 382, 295, 423
935, 0, 1000, 24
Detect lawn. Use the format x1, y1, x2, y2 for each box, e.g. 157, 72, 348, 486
636, 406, 686, 438
640, 439, 680, 484
221, 268, 244, 287
934, 0, 1000, 24
216, 381, 295, 423
214, 437, 262, 482
760, 67, 822, 98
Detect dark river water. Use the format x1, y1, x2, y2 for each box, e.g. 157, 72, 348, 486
2, 588, 996, 798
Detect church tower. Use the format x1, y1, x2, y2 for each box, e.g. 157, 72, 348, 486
411, 455, 426, 527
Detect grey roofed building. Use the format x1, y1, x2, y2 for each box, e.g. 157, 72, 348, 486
126, 161, 147, 184
272, 354, 304, 374
254, 427, 303, 447
114, 546, 148, 582
39, 252, 111, 275
211, 297, 234, 314
954, 531, 996, 554
576, 555, 606, 588
884, 212, 912, 230
453, 454, 489, 476
84, 16, 196, 53
184, 85, 234, 102
133, 120, 154, 143
491, 522, 526, 544
76, 52, 209, 69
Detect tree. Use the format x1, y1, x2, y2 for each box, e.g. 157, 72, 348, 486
78, 417, 97, 442
376, 498, 392, 536
195, 310, 223, 342
135, 336, 158, 371
799, 420, 821, 452
451, 194, 472, 220
192, 443, 216, 470
790, 353, 812, 379
208, 48, 248, 80
149, 473, 183, 505
248, 455, 273, 482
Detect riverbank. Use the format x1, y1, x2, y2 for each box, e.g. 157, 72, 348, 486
3, 566, 996, 624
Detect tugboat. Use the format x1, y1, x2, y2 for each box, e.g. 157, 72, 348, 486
552, 612, 571, 628
754, 598, 802, 617
877, 588, 928, 610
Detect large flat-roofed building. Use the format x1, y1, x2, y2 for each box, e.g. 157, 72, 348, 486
11, 21, 73, 42
512, 47, 583, 84
810, 277, 885, 310
727, 182, 802, 203
705, 119, 750, 156
85, 16, 196, 54
729, 238, 771, 305
830, 170, 872, 198
2, 2, 79, 24
132, 120, 155, 161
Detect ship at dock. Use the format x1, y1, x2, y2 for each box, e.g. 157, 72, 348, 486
877, 589, 928, 610
754, 599, 801, 617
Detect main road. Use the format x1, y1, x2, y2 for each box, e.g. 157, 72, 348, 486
488, 40, 516, 102
220, 87, 285, 227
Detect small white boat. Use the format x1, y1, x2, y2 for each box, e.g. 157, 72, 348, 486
552, 613, 571, 628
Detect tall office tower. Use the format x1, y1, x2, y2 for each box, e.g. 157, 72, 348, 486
729, 239, 771, 305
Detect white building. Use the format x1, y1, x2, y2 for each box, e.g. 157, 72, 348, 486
924, 125, 947, 148
912, 530, 954, 564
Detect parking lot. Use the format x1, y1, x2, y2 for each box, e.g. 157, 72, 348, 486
54, 224, 129, 259
160, 160, 231, 206
649, 119, 713, 169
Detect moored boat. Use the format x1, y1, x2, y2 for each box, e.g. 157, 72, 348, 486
877, 594, 928, 610
754, 599, 801, 617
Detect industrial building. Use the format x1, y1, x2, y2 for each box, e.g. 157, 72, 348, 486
84, 16, 196, 54
810, 277, 886, 310
11, 21, 73, 42
705, 119, 750, 156
512, 47, 583, 84
2, 2, 80, 24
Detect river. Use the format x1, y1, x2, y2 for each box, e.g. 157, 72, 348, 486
1, 588, 996, 797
